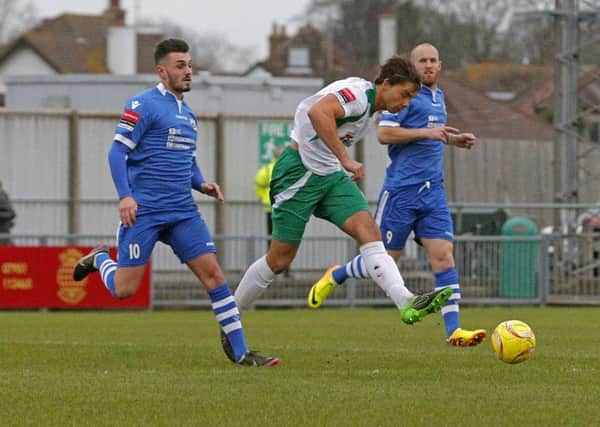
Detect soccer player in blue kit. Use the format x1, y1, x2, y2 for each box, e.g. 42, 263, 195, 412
72, 38, 278, 367
309, 43, 487, 347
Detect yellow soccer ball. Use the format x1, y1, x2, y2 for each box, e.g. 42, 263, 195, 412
491, 320, 536, 364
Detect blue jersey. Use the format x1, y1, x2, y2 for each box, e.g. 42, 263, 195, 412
113, 83, 199, 214
379, 85, 447, 189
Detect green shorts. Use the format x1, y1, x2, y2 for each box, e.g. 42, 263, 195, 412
270, 146, 369, 245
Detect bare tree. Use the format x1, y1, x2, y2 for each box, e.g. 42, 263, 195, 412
302, 0, 562, 69
138, 18, 256, 73
0, 0, 37, 45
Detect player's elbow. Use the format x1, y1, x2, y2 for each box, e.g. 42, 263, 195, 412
307, 106, 319, 123
377, 128, 393, 145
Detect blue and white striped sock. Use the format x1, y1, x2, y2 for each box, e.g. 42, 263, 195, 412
332, 255, 368, 284
95, 252, 118, 298
434, 268, 461, 337
209, 284, 248, 362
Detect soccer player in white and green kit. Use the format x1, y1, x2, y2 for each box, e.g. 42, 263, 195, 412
221, 56, 452, 360
309, 44, 486, 348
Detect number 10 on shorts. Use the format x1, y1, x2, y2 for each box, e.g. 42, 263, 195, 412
129, 243, 141, 259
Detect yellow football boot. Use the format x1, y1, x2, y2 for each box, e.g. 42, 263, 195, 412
447, 328, 487, 347
307, 265, 340, 308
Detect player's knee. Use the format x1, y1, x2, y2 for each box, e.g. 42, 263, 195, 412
431, 251, 454, 271
266, 253, 292, 274
203, 264, 226, 284
114, 280, 140, 299
269, 257, 291, 274
354, 221, 382, 244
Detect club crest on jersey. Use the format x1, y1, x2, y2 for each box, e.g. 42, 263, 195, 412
118, 110, 141, 132
189, 117, 197, 131
337, 88, 356, 104
341, 133, 353, 147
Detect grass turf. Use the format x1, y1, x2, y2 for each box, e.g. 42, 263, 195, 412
1, 307, 599, 426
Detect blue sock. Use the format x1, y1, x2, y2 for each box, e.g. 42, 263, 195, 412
332, 255, 368, 284
208, 284, 248, 362
434, 268, 460, 337
96, 252, 118, 298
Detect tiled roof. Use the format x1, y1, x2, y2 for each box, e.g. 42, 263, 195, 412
20, 14, 111, 73
512, 68, 600, 115
0, 12, 160, 74
441, 75, 554, 141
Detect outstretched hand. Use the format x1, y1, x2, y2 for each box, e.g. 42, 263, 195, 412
200, 182, 224, 202
452, 132, 477, 149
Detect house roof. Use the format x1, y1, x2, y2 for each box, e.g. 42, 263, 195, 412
249, 24, 554, 141
0, 8, 160, 74
513, 68, 600, 115
248, 23, 359, 81
440, 75, 554, 140
0, 13, 112, 73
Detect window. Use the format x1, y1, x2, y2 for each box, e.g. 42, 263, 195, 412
288, 47, 309, 67
286, 47, 312, 74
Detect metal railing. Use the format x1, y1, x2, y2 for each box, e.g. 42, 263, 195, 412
2, 232, 599, 308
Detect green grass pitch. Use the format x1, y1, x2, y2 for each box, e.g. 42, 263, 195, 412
1, 307, 599, 426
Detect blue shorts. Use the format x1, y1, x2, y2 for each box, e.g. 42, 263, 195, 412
373, 181, 454, 251
116, 210, 216, 267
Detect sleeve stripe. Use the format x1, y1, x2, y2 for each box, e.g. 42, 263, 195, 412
378, 120, 401, 127
114, 133, 136, 149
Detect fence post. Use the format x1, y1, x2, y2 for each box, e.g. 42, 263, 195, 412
538, 235, 551, 306
246, 235, 256, 269
68, 110, 80, 236
215, 114, 225, 237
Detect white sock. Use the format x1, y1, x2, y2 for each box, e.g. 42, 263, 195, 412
360, 241, 413, 308
234, 255, 275, 312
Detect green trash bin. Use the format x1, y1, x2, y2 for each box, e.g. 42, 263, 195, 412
499, 217, 539, 298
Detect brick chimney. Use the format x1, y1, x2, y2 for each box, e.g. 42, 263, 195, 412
269, 23, 288, 60
378, 8, 397, 64
104, 0, 126, 26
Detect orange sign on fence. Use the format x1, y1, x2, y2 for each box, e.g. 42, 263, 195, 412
0, 246, 150, 309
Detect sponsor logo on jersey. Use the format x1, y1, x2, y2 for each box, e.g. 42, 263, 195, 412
131, 100, 141, 109
337, 88, 356, 104
118, 110, 141, 132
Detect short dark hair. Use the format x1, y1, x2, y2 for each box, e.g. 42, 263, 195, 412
154, 38, 189, 65
374, 55, 420, 87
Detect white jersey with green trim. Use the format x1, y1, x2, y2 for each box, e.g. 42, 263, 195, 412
290, 77, 376, 175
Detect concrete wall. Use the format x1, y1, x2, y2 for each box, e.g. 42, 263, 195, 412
4, 73, 323, 114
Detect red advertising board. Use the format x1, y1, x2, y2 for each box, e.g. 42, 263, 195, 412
0, 246, 150, 309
